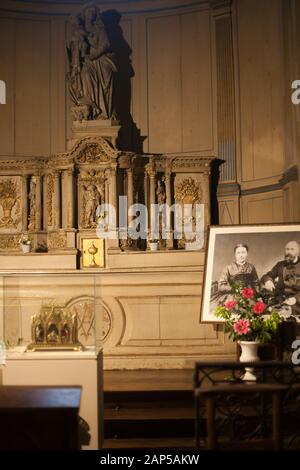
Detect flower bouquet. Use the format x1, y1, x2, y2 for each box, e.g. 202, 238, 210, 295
19, 234, 32, 253
214, 283, 281, 343
215, 284, 281, 380
148, 237, 159, 251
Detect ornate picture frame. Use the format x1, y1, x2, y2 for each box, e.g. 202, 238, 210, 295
201, 224, 300, 322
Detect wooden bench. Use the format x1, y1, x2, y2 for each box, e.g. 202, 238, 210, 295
0, 386, 81, 450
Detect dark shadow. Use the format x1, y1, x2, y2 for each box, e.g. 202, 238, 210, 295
210, 158, 224, 225
78, 416, 91, 447
35, 244, 48, 253
102, 10, 145, 152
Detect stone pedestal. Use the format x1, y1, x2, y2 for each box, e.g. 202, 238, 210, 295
2, 348, 102, 449
69, 120, 121, 149
29, 230, 47, 252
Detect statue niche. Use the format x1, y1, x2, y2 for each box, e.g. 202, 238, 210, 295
80, 170, 106, 229
67, 3, 117, 122
156, 178, 167, 249
175, 177, 203, 250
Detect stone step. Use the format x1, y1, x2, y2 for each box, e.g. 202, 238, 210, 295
104, 406, 194, 421
102, 437, 196, 449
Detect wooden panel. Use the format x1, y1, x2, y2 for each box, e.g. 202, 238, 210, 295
237, 0, 285, 181
0, 18, 15, 156
147, 9, 215, 155
131, 16, 148, 148
218, 199, 239, 225
242, 192, 284, 224
282, 182, 300, 222
115, 18, 133, 150
0, 386, 80, 450
147, 14, 181, 153
120, 18, 132, 43
216, 15, 236, 181
15, 19, 50, 156
50, 18, 66, 154
181, 10, 213, 152
104, 369, 193, 392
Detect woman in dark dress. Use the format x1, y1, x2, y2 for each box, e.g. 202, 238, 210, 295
211, 244, 259, 309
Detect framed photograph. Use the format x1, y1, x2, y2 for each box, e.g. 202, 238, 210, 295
201, 224, 300, 322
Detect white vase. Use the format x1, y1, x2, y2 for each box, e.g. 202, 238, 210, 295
21, 244, 31, 253
239, 340, 260, 382
149, 242, 159, 251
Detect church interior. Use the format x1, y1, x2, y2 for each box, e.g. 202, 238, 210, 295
0, 0, 300, 453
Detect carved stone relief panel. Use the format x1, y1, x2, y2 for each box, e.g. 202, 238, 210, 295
46, 174, 54, 228
156, 175, 167, 249
0, 234, 20, 251
48, 231, 67, 250
79, 169, 106, 229
66, 296, 112, 347
76, 142, 111, 164
174, 174, 203, 249
0, 176, 21, 232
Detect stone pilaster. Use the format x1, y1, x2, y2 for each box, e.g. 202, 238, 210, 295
109, 164, 117, 228
43, 174, 48, 230
127, 168, 134, 225
62, 169, 74, 229
67, 169, 74, 229
164, 170, 173, 249
35, 175, 42, 231
149, 170, 156, 238
21, 175, 28, 231
53, 171, 61, 229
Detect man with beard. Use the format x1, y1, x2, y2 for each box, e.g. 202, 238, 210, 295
261, 240, 300, 317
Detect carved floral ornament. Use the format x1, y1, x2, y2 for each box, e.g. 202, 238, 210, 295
171, 156, 214, 173
175, 177, 202, 205
48, 231, 67, 250
0, 178, 21, 228
79, 169, 106, 184
0, 159, 45, 172
66, 296, 112, 343
0, 138, 117, 172
47, 174, 54, 227
0, 234, 20, 250
50, 137, 118, 167
151, 155, 214, 174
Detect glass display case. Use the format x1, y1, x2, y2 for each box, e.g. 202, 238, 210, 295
0, 273, 103, 354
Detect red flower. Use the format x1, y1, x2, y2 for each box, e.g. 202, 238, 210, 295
253, 301, 266, 315
242, 287, 254, 299
233, 319, 250, 335
225, 300, 237, 310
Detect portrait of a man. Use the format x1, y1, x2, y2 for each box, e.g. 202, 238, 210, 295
261, 241, 300, 317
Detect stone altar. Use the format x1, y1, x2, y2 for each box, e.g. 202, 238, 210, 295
0, 130, 213, 269
0, 2, 227, 370
0, 2, 213, 268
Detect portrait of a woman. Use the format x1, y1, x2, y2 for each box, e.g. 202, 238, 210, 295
210, 244, 259, 309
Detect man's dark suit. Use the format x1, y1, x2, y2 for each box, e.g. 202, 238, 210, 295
261, 258, 300, 315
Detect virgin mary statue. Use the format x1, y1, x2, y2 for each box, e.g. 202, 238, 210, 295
67, 3, 117, 121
